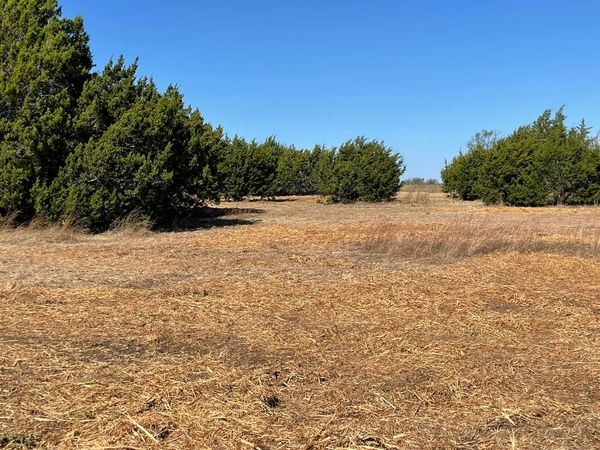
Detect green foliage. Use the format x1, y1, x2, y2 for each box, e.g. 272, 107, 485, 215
218, 136, 282, 200
403, 177, 440, 185
442, 109, 600, 206
218, 136, 251, 201
274, 148, 313, 195
320, 137, 405, 202
217, 137, 404, 203
246, 137, 281, 199
73, 56, 141, 143
0, 0, 92, 216
37, 68, 224, 230
441, 130, 497, 201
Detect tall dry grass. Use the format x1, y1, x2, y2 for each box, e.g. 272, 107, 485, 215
107, 209, 153, 234
0, 209, 152, 244
0, 213, 89, 244
398, 184, 440, 206
362, 216, 600, 261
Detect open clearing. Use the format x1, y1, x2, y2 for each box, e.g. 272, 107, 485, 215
1, 190, 600, 449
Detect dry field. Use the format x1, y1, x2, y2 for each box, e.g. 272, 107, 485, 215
1, 189, 600, 449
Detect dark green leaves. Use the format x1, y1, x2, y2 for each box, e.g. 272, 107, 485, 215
0, 0, 92, 215
442, 109, 600, 206
320, 137, 404, 202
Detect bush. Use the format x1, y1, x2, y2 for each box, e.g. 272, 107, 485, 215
218, 137, 405, 202
218, 136, 251, 201
0, 0, 92, 217
274, 148, 314, 195
320, 137, 405, 202
37, 82, 223, 231
442, 109, 600, 206
403, 177, 440, 185
218, 136, 282, 200
245, 137, 281, 199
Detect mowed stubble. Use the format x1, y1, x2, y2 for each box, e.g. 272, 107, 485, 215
1, 188, 599, 449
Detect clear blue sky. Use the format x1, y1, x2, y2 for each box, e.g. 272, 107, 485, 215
60, 0, 600, 179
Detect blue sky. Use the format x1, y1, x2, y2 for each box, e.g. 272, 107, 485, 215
60, 0, 600, 179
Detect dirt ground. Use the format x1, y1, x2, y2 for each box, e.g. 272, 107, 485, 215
1, 190, 599, 449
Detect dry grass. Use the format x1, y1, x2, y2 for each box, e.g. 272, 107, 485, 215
1, 195, 600, 449
398, 184, 442, 206
362, 216, 600, 261
362, 217, 537, 260
107, 209, 153, 234
401, 183, 443, 194
0, 215, 88, 246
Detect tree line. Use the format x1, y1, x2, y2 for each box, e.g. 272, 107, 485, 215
441, 109, 600, 206
0, 0, 405, 231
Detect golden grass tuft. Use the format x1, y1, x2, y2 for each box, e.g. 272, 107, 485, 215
0, 213, 88, 245
108, 208, 153, 234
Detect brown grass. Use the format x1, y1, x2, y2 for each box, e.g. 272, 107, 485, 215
362, 216, 600, 261
1, 195, 600, 449
398, 184, 442, 206
401, 183, 443, 193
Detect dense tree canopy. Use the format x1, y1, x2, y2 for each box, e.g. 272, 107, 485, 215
0, 0, 92, 217
0, 0, 406, 230
442, 109, 600, 206
38, 77, 225, 230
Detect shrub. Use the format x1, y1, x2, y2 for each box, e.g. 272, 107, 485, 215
442, 110, 600, 206
0, 0, 92, 217
218, 136, 282, 200
245, 138, 281, 199
37, 82, 223, 231
403, 177, 440, 185
0, 1, 410, 229
321, 137, 404, 202
274, 148, 314, 195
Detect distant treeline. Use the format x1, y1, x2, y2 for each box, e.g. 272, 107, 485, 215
441, 109, 600, 206
220, 136, 403, 203
0, 1, 404, 230
403, 177, 440, 185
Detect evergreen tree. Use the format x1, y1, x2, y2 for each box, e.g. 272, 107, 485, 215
218, 136, 251, 201
246, 137, 281, 199
186, 109, 225, 205
39, 80, 222, 230
536, 111, 595, 205
311, 145, 336, 196
73, 56, 141, 144
442, 108, 600, 206
274, 147, 313, 195
1, 0, 411, 228
0, 0, 92, 217
320, 137, 404, 202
